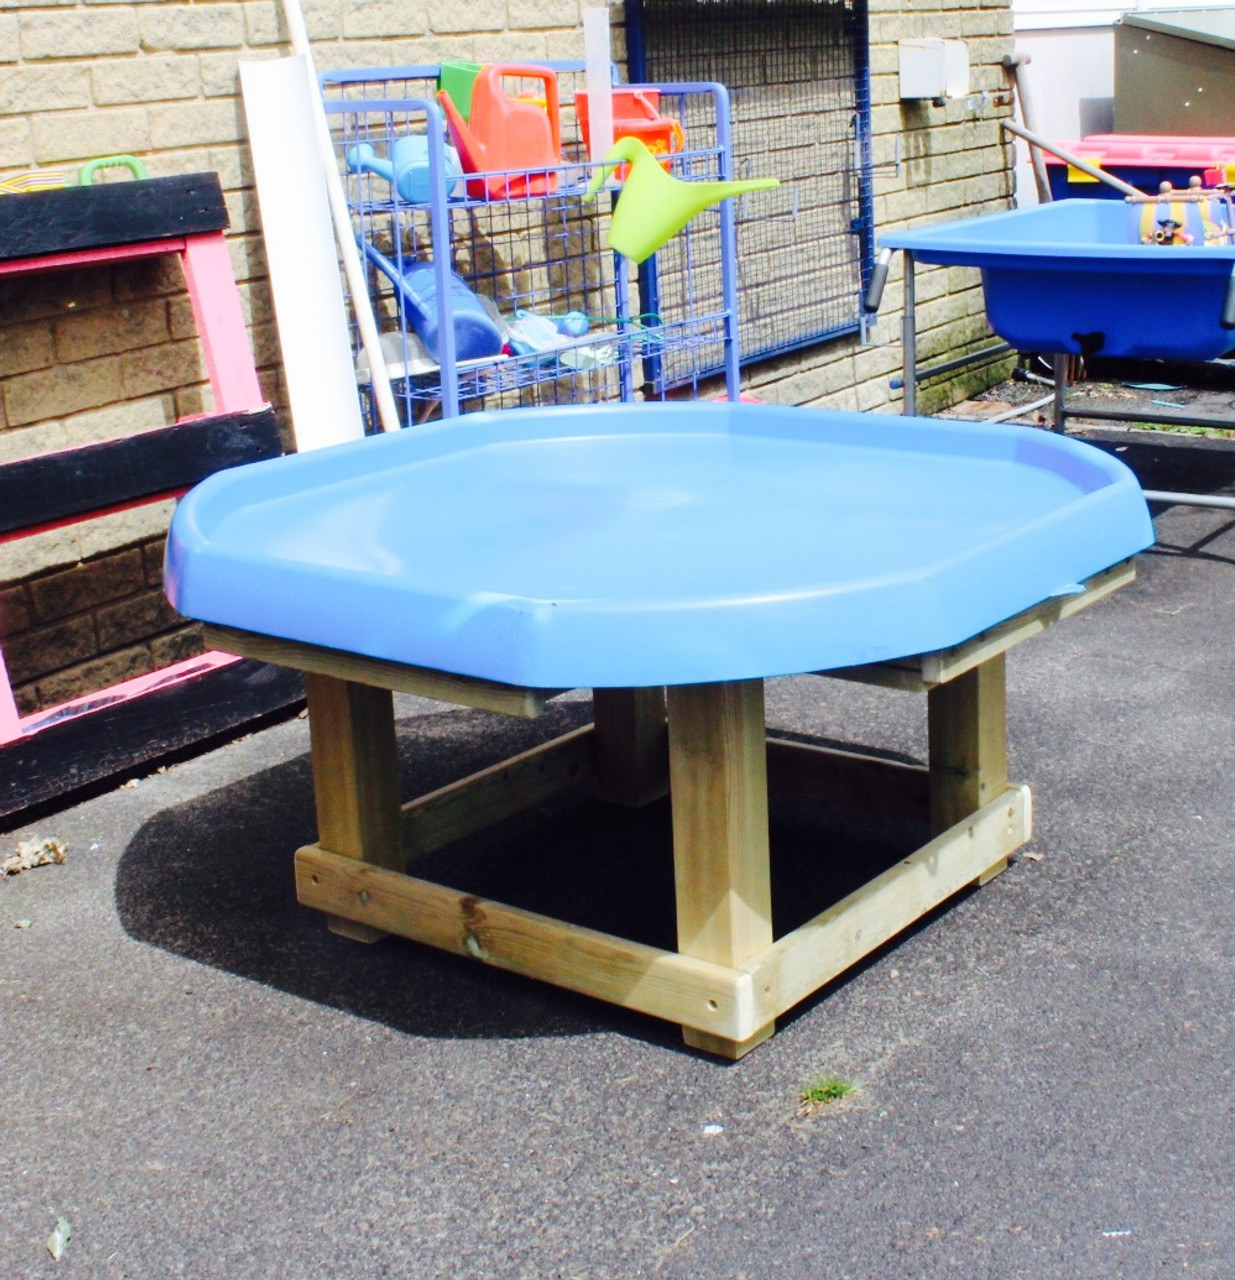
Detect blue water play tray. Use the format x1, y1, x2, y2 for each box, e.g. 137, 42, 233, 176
881, 199, 1235, 361
164, 403, 1154, 689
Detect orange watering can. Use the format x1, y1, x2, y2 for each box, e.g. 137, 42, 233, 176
438, 64, 563, 200
575, 89, 684, 170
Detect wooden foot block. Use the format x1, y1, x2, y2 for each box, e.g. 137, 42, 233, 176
327, 916, 388, 944
684, 1022, 775, 1060
976, 855, 1009, 886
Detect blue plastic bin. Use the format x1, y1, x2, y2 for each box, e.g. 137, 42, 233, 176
881, 200, 1235, 360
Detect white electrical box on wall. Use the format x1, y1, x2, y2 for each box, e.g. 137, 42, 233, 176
898, 39, 970, 100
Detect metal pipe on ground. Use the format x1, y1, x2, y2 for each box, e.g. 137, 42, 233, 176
890, 342, 1012, 390
1143, 490, 1235, 510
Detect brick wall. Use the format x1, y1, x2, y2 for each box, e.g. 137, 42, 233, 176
0, 0, 1014, 713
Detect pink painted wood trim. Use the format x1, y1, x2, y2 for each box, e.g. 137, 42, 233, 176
9, 649, 243, 744
0, 239, 188, 278
0, 647, 22, 745
180, 234, 264, 413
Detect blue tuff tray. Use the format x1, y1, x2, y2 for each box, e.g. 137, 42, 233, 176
165, 403, 1154, 689
881, 200, 1235, 361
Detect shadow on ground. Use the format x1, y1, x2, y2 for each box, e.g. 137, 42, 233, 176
113, 694, 933, 1049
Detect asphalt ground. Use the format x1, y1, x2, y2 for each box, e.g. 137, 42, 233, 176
3, 423, 1234, 1279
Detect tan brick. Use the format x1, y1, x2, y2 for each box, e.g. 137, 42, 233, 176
0, 265, 112, 327
0, 585, 32, 638
34, 641, 152, 706
141, 538, 167, 586
244, 3, 282, 46
113, 255, 186, 302
331, 38, 471, 71
93, 55, 201, 106
247, 319, 279, 368
206, 142, 247, 189
5, 356, 125, 427
12, 684, 38, 717
479, 31, 554, 61
138, 5, 245, 51
79, 499, 176, 560
342, 0, 428, 38
53, 299, 171, 364
0, 422, 66, 464
121, 337, 207, 399
149, 622, 206, 668
20, 10, 140, 59
95, 586, 181, 650
172, 382, 212, 419
59, 396, 175, 446
509, 0, 581, 29
149, 98, 243, 149
0, 116, 31, 168
429, 0, 505, 33
31, 108, 151, 165
199, 51, 247, 99
0, 321, 53, 378
0, 65, 91, 117
0, 16, 18, 64
4, 614, 97, 682
238, 280, 274, 327
30, 548, 145, 622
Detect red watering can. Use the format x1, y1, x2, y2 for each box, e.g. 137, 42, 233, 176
438, 64, 562, 200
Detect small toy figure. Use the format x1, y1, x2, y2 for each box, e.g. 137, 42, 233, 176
1149, 216, 1192, 245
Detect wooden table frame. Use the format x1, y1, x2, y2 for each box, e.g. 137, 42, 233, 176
204, 559, 1132, 1059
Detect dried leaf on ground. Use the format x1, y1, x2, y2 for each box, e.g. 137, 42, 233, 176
46, 1216, 72, 1261
1, 838, 66, 877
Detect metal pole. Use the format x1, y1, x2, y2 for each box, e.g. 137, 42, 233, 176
1143, 490, 1235, 510
1001, 54, 1052, 205
1051, 353, 1067, 433
1000, 120, 1144, 200
901, 250, 917, 416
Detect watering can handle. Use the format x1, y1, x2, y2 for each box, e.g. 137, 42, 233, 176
486, 64, 561, 156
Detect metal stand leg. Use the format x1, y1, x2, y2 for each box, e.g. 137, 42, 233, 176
901, 250, 917, 417
1052, 353, 1068, 433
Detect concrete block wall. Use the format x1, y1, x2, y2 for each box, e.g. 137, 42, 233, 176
1, 0, 1014, 713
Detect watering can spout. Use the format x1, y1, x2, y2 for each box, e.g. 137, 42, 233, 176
584, 136, 779, 263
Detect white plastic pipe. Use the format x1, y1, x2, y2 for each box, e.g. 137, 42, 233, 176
583, 7, 615, 162
241, 56, 366, 450
279, 0, 402, 434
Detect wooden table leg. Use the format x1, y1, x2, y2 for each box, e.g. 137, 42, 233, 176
667, 679, 775, 1058
592, 687, 668, 807
928, 654, 1010, 883
304, 672, 403, 941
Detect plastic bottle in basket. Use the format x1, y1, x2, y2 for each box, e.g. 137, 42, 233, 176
402, 263, 503, 362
